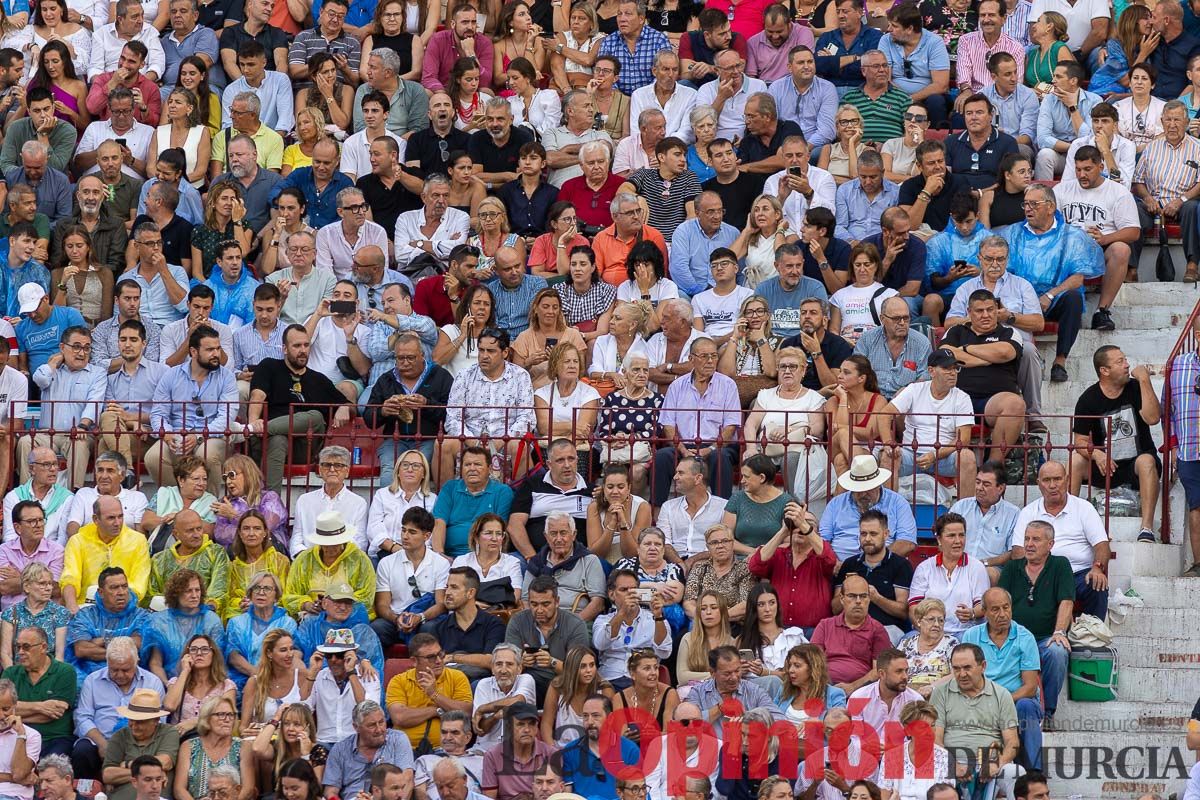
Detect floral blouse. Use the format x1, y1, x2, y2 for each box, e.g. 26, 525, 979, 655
682, 559, 756, 606
901, 633, 959, 691
1, 601, 68, 660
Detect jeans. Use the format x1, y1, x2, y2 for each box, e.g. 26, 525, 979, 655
1073, 568, 1109, 620
1043, 291, 1083, 359
1014, 697, 1043, 770
71, 737, 102, 779
1036, 636, 1069, 717
378, 437, 436, 486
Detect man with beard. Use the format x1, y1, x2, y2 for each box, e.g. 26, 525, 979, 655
428, 568, 505, 683
422, 5, 493, 91
208, 93, 285, 180
960, 588, 1045, 769
210, 135, 282, 236
270, 139, 354, 229
144, 325, 238, 493
781, 297, 850, 391
847, 648, 922, 739
480, 703, 556, 800
247, 325, 350, 492
316, 190, 391, 281
98, 320, 165, 470
202, 241, 258, 328
832, 511, 913, 636
818, 454, 917, 562
404, 91, 470, 179
88, 142, 144, 233
558, 694, 640, 800
358, 137, 421, 241
467, 99, 534, 189
48, 175, 127, 272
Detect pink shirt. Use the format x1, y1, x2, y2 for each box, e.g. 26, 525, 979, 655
810, 614, 892, 685
955, 31, 1026, 93
421, 30, 495, 91
746, 24, 816, 82
0, 726, 41, 800
0, 537, 64, 611
848, 680, 925, 737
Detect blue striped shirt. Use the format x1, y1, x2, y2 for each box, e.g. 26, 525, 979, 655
1132, 134, 1200, 203
105, 358, 168, 410
485, 274, 548, 337
232, 321, 285, 372
1164, 351, 1200, 461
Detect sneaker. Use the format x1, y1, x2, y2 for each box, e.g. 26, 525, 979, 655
1027, 419, 1048, 435
1091, 307, 1115, 331
1183, 562, 1200, 577
1050, 364, 1069, 382
1043, 714, 1056, 732
1138, 528, 1156, 543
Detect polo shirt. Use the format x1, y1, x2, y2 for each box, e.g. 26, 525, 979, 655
431, 479, 515, 558
103, 723, 181, 800
818, 488, 919, 561
810, 613, 891, 685
503, 608, 592, 689
738, 120, 804, 167
842, 85, 912, 143
467, 127, 534, 178
861, 232, 926, 292
482, 738, 556, 800
432, 611, 506, 665
1010, 494, 1109, 574
405, 125, 472, 177
323, 730, 415, 797
210, 168, 282, 233
944, 128, 1020, 190
909, 552, 990, 638
996, 555, 1076, 641
377, 547, 451, 616
2, 659, 76, 740
930, 678, 1018, 755
848, 680, 924, 736
385, 667, 472, 748
559, 736, 642, 800
509, 472, 591, 552
947, 497, 1021, 562
834, 551, 913, 630
960, 621, 1041, 694
878, 29, 950, 96
746, 540, 837, 629
897, 171, 975, 232
131, 214, 193, 268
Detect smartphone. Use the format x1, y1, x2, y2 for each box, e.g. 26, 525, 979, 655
545, 337, 559, 348
953, 259, 967, 270
738, 649, 755, 660
523, 644, 542, 654
115, 138, 126, 147
330, 300, 357, 315
788, 165, 803, 177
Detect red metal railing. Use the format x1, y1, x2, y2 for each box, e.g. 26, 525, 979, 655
1158, 299, 1200, 544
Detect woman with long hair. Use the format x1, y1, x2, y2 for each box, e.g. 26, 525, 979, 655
1088, 3, 1154, 97
614, 241, 678, 332
140, 455, 216, 536
257, 188, 313, 276
543, 645, 613, 745
513, 287, 587, 388
360, 0, 426, 80
212, 455, 288, 551
506, 56, 560, 134
451, 513, 524, 609
528, 201, 589, 278
781, 643, 846, 723
733, 195, 791, 289
1115, 62, 1164, 153
296, 52, 352, 132
50, 224, 112, 327
433, 282, 495, 376
190, 179, 252, 280
1025, 11, 1074, 93
449, 57, 491, 131
557, 244, 615, 345
368, 450, 437, 560
829, 243, 897, 343
676, 591, 735, 684
164, 633, 236, 735
533, 341, 601, 451
281, 107, 324, 177
493, 1, 547, 89
24, 39, 86, 129
241, 630, 312, 728
445, 150, 486, 221
818, 104, 867, 184
178, 55, 220, 136
550, 0, 603, 92
469, 196, 525, 272
276, 758, 322, 800
174, 695, 254, 800
148, 87, 211, 187
253, 704, 327, 790
586, 464, 651, 559
30, 0, 89, 78
612, 650, 679, 740
224, 571, 296, 692
736, 582, 808, 680
826, 354, 887, 480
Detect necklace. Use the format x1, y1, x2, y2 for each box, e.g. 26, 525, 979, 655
630, 683, 660, 715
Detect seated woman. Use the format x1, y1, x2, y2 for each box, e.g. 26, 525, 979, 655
819, 105, 867, 184
611, 650, 679, 740
447, 151, 487, 228
829, 243, 897, 344
717, 294, 782, 408
50, 225, 113, 328
542, 645, 614, 746
433, 283, 496, 377
1087, 4, 1152, 97
224, 572, 297, 694
613, 526, 685, 634
732, 196, 791, 289
281, 108, 324, 177
882, 104, 929, 183
451, 513, 524, 611
507, 58, 561, 135
276, 758, 322, 800
470, 196, 526, 274
175, 696, 255, 800
722, 455, 794, 554
781, 643, 847, 723
613, 242, 678, 332
877, 701, 951, 800
252, 703, 327, 791
825, 355, 887, 481
533, 341, 601, 454
513, 288, 588, 389
527, 201, 589, 279
556, 245, 615, 348
595, 354, 661, 492
586, 464, 651, 560
367, 451, 438, 562
241, 630, 313, 730
737, 582, 808, 684
225, 511, 291, 623
212, 456, 288, 552
681, 524, 755, 623
164, 633, 237, 736
141, 455, 216, 538
0, 563, 67, 668
142, 568, 226, 684
294, 52, 352, 133
449, 57, 492, 131
900, 598, 957, 699
676, 591, 735, 685
589, 300, 651, 394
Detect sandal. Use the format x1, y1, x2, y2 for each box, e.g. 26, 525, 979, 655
1186, 266, 1199, 284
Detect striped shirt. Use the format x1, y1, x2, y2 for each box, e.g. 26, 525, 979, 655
90, 314, 162, 367
1132, 135, 1200, 203
626, 167, 702, 243
485, 275, 549, 338
1164, 351, 1200, 461
955, 31, 1026, 93
1002, 0, 1033, 47
596, 25, 673, 96
842, 85, 912, 144
232, 320, 285, 372
286, 29, 362, 89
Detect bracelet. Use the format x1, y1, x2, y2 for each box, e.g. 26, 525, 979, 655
917, 191, 931, 201
653, 616, 665, 621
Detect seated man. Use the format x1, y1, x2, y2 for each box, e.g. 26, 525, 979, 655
737, 92, 802, 176
1034, 62, 1101, 180
60, 496, 150, 614
267, 139, 352, 228
1002, 184, 1105, 382
64, 568, 149, 681
0, 185, 50, 261
841, 49, 911, 144
99, 692, 180, 800
852, 296, 932, 400
559, 142, 625, 235
371, 507, 448, 644
117, 221, 190, 327
0, 87, 76, 175
98, 319, 163, 470
282, 512, 376, 617
629, 52, 697, 142
593, 192, 668, 286
1054, 146, 1139, 332
812, 575, 891, 694
703, 139, 768, 231
302, 280, 370, 403
145, 508, 228, 606
960, 588, 1045, 770
878, 348, 977, 494
944, 94, 1019, 189
429, 567, 506, 683
819, 454, 918, 562
613, 109, 665, 178
781, 297, 852, 392
2, 222, 50, 314
507, 439, 591, 560
291, 450, 369, 556
1069, 345, 1161, 542
323, 701, 415, 798
393, 175, 471, 279
691, 248, 754, 345
922, 191, 989, 325
948, 460, 1020, 581
385, 633, 472, 751
909, 512, 989, 638
1061, 104, 1135, 191
480, 703, 556, 800
0, 501, 65, 608
503, 575, 591, 702
1132, 101, 1200, 282
4, 626, 76, 755
72, 636, 164, 780
472, 644, 536, 750
591, 568, 672, 689
747, 500, 836, 629
847, 648, 922, 739
316, 188, 390, 280
878, 4, 950, 122
833, 511, 913, 639
84, 42, 162, 126
307, 630, 382, 747
264, 231, 336, 327
688, 645, 782, 723
997, 521, 1073, 732
467, 99, 533, 189
14, 283, 83, 379
898, 140, 975, 239
64, 451, 148, 540
521, 512, 607, 623
202, 242, 258, 328
680, 7, 747, 87
669, 190, 739, 298
557, 693, 640, 799
619, 137, 701, 245
939, 289, 1026, 463
540, 91, 614, 188
834, 150, 898, 243
484, 248, 547, 338
413, 720, 485, 799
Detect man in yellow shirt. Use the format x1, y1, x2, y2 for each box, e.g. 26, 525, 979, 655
384, 632, 472, 750
60, 495, 150, 613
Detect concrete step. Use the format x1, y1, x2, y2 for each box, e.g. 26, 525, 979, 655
1053, 698, 1195, 733
1105, 605, 1196, 638
1039, 728, 1191, 800
1109, 540, 1185, 579
1129, 575, 1200, 607
1035, 332, 1176, 382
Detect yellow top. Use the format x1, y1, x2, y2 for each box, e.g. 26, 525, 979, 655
224, 548, 292, 621
385, 667, 472, 748
61, 523, 151, 601
281, 543, 375, 617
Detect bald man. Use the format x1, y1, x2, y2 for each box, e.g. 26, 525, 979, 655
145, 507, 228, 609
811, 574, 892, 692
48, 174, 129, 272
267, 138, 353, 229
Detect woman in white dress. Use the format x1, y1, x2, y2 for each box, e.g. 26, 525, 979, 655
367, 450, 437, 561
533, 341, 601, 454
29, 0, 90, 79
148, 86, 210, 188
829, 243, 897, 344
505, 56, 561, 137
732, 195, 791, 289
451, 512, 524, 608
433, 283, 495, 377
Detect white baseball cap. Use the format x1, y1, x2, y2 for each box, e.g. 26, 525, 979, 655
17, 284, 45, 315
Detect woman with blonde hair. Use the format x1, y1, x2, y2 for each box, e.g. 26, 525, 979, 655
241, 629, 312, 729
224, 512, 291, 622
781, 643, 846, 722
718, 294, 782, 407
469, 195, 524, 273
164, 633, 236, 734
533, 341, 601, 451
586, 464, 651, 558
676, 591, 735, 684
190, 179, 253, 280
550, 0, 603, 92
878, 701, 950, 800
542, 645, 614, 745
252, 703, 327, 790
212, 455, 288, 551
149, 87, 211, 188
0, 563, 67, 667
368, 450, 437, 561
281, 107, 326, 177
901, 598, 957, 697
589, 300, 651, 391
175, 695, 255, 800
451, 512, 524, 609
513, 288, 587, 388
732, 195, 791, 288
224, 570, 296, 692
819, 104, 867, 184
1025, 11, 1074, 92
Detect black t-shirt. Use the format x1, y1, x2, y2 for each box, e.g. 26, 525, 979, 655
834, 551, 914, 630
737, 120, 804, 167
406, 125, 472, 178
940, 323, 1023, 399
356, 172, 421, 240
132, 213, 192, 268
989, 187, 1026, 228
1072, 380, 1157, 461
898, 171, 974, 232
510, 471, 591, 552
702, 171, 767, 230
782, 330, 854, 390
198, 0, 244, 31
249, 358, 347, 421
218, 23, 290, 69
468, 126, 534, 177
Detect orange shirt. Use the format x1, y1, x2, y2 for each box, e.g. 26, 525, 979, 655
271, 0, 302, 35
594, 225, 668, 287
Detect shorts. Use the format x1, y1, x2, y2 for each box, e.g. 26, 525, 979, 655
896, 448, 960, 479
1089, 453, 1161, 491
1175, 459, 1200, 510
970, 394, 990, 416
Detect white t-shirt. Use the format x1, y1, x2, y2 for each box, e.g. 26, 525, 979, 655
1031, 0, 1108, 50
692, 285, 755, 337
377, 547, 451, 616
450, 551, 524, 594
471, 674, 537, 749
890, 382, 974, 451
307, 315, 350, 386
68, 487, 148, 528
533, 381, 601, 424
1011, 494, 1109, 573
339, 129, 406, 180
616, 278, 680, 307
1053, 179, 1140, 237
0, 364, 28, 423
830, 283, 897, 340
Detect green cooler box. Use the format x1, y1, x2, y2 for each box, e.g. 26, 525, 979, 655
1068, 646, 1118, 702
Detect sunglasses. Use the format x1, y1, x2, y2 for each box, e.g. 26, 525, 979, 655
903, 112, 928, 123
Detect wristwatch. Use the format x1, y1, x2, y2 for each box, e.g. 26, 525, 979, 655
347, 336, 358, 346
1068, 105, 1078, 113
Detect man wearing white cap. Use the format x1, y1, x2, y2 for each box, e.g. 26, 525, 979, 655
306, 632, 382, 747
13, 284, 84, 375
282, 510, 376, 618
293, 582, 384, 681
15, 324, 106, 490
817, 454, 918, 563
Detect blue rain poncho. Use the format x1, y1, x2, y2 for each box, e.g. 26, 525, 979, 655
141, 605, 226, 679
293, 604, 384, 697
223, 605, 298, 693
66, 593, 150, 686
925, 219, 993, 298
1001, 212, 1105, 297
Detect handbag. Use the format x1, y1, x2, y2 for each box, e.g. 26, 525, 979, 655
601, 439, 652, 464
413, 719, 435, 757
762, 424, 812, 458
476, 577, 517, 607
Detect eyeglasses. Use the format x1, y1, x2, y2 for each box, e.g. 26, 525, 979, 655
14, 642, 43, 651
399, 461, 424, 470
1027, 584, 1036, 606
970, 152, 980, 171
367, 285, 378, 309
438, 140, 449, 162
192, 394, 204, 415
18, 517, 44, 526
250, 585, 275, 595
415, 650, 445, 661
882, 313, 911, 322
29, 461, 56, 469
777, 363, 801, 372
319, 462, 349, 470
478, 211, 502, 219
903, 112, 928, 123
902, 59, 914, 79
64, 342, 91, 352
1136, 112, 1147, 132
979, 255, 1006, 265
137, 238, 163, 248
286, 244, 314, 253
187, 645, 213, 655
342, 202, 368, 213
836, 118, 858, 126
1022, 200, 1047, 209
210, 712, 236, 720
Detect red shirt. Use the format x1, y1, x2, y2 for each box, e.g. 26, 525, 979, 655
810, 613, 892, 685
747, 540, 837, 628
558, 173, 626, 230
413, 274, 458, 327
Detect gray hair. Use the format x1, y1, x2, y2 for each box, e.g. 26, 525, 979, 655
352, 699, 385, 726
0, 679, 16, 703
337, 187, 365, 207
1164, 99, 1189, 117
37, 755, 72, 781
978, 235, 1009, 255
562, 88, 589, 118
7, 183, 34, 204
1024, 520, 1055, 540
748, 92, 776, 120
660, 298, 694, 320
653, 49, 680, 69
247, 570, 283, 597
424, 173, 451, 193
637, 108, 666, 130
800, 295, 830, 317
107, 635, 139, 664
492, 642, 523, 661
544, 510, 575, 531
689, 104, 717, 130
207, 765, 241, 787
1024, 183, 1056, 206
231, 92, 261, 116
318, 445, 351, 464
434, 756, 468, 779
578, 139, 612, 165
858, 149, 883, 171
229, 134, 257, 153
618, 0, 647, 15
637, 526, 666, 546
371, 47, 402, 76
484, 96, 512, 116
95, 451, 128, 472
441, 709, 471, 727
20, 140, 48, 160
609, 191, 640, 216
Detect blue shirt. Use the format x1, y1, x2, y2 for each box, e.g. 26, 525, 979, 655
769, 75, 839, 150
324, 729, 415, 795
1149, 29, 1200, 99
311, 0, 376, 27
231, 320, 285, 372
559, 736, 642, 800
756, 275, 829, 338
819, 487, 918, 561
431, 478, 514, 558
0, 250, 50, 317
136, 179, 204, 225
356, 271, 415, 310
878, 29, 950, 96
960, 620, 1041, 694
204, 266, 260, 328
485, 274, 548, 337
688, 677, 784, 719
106, 358, 168, 410
668, 218, 739, 297
361, 315, 439, 395
33, 361, 106, 429
148, 362, 239, 435
74, 666, 164, 738
4, 166, 71, 221
269, 168, 355, 229
161, 25, 220, 88
221, 72, 295, 132
852, 326, 932, 399
1036, 90, 1102, 148
597, 25, 672, 96
814, 26, 883, 87
834, 179, 899, 242
16, 306, 85, 373
948, 496, 1021, 560
117, 265, 191, 327
983, 84, 1040, 144
861, 232, 926, 293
